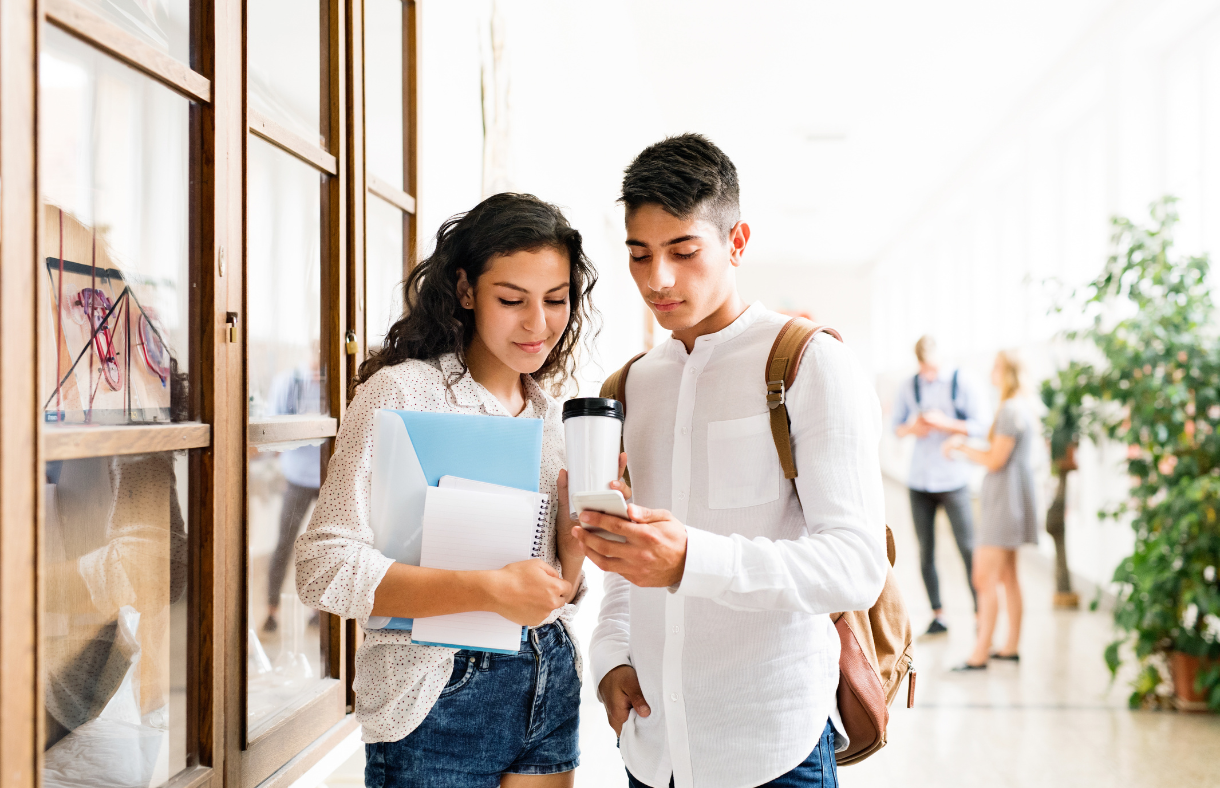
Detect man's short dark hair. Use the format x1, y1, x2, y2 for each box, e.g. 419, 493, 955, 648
620, 133, 741, 239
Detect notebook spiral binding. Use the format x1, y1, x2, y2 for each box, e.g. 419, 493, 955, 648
530, 495, 550, 558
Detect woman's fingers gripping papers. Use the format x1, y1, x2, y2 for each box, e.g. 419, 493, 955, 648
491, 559, 571, 627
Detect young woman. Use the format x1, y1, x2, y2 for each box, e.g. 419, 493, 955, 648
295, 193, 597, 787
944, 350, 1038, 670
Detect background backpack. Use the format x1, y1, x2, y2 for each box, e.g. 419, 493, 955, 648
600, 317, 915, 766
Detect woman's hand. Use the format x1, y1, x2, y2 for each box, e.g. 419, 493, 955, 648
486, 559, 572, 626
942, 435, 966, 459
555, 469, 585, 571
610, 451, 631, 500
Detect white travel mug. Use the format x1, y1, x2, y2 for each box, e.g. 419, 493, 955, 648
562, 397, 625, 516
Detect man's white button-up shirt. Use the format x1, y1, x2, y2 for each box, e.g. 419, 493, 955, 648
589, 304, 888, 788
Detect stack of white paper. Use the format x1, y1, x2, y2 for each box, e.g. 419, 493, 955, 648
408, 478, 549, 653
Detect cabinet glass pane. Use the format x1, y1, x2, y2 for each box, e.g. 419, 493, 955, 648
43, 451, 190, 787
40, 26, 192, 426
364, 0, 404, 190
247, 136, 326, 419
75, 0, 190, 64
247, 0, 323, 146
365, 195, 405, 352
247, 444, 326, 736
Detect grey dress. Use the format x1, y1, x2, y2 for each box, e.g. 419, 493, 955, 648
979, 400, 1039, 548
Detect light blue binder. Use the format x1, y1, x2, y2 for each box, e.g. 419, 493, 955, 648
367, 409, 543, 632
393, 410, 543, 491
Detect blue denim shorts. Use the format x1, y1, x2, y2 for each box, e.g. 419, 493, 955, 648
364, 622, 581, 787
626, 719, 838, 788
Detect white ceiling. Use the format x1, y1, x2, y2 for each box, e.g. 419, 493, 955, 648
498, 0, 1117, 268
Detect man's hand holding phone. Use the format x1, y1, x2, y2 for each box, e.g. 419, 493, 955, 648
570, 453, 689, 588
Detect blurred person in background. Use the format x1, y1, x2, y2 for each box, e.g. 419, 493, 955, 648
944, 349, 1037, 670
262, 351, 322, 633
892, 335, 989, 635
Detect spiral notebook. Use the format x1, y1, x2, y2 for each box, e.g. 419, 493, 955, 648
408, 476, 550, 653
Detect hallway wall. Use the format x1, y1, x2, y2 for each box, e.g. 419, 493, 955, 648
735, 264, 874, 374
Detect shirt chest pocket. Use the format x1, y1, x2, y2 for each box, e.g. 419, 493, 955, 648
706, 413, 782, 509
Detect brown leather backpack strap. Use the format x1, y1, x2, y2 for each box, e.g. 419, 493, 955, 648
599, 351, 646, 408
765, 318, 844, 480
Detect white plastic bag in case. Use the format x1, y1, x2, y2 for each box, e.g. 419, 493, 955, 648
43, 606, 169, 788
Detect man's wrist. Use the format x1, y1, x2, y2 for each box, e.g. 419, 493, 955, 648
666, 529, 689, 587
596, 663, 633, 702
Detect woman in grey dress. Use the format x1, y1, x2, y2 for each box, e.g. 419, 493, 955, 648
944, 350, 1037, 669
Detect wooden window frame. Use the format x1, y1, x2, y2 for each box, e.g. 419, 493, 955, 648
232, 0, 357, 785
44, 0, 212, 102
0, 0, 418, 785
353, 0, 418, 364
17, 2, 229, 787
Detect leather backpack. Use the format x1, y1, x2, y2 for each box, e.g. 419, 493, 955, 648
599, 317, 915, 766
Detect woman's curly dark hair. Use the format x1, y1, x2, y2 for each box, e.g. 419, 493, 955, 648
355, 193, 599, 396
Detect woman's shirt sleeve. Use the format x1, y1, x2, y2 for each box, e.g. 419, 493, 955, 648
294, 372, 399, 626
994, 401, 1023, 438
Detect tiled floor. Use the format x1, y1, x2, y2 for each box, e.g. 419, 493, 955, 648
840, 483, 1220, 788
317, 480, 1220, 787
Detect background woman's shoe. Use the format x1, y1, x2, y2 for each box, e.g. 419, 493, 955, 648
951, 661, 988, 671
990, 652, 1020, 661
925, 618, 949, 635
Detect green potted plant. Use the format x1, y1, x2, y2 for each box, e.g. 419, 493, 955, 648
1051, 197, 1220, 711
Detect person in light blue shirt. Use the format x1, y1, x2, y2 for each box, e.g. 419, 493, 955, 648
263, 358, 322, 633
891, 335, 990, 635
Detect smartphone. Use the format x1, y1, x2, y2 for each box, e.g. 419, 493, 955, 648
571, 490, 629, 543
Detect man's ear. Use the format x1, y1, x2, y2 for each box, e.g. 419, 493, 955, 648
455, 269, 474, 309
728, 221, 750, 267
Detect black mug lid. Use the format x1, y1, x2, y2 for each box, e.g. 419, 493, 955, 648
562, 397, 624, 422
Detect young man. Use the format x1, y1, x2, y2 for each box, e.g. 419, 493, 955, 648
572, 134, 888, 788
891, 335, 989, 634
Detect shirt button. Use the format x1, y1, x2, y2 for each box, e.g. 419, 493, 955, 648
688, 367, 697, 375
681, 426, 688, 435
677, 491, 686, 501
670, 692, 678, 702
672, 625, 680, 634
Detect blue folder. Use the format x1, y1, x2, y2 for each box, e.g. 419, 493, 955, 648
392, 410, 543, 492
369, 409, 543, 632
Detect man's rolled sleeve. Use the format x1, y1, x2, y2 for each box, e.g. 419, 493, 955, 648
890, 380, 914, 434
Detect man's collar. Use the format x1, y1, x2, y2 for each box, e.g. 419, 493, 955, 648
919, 367, 951, 383
667, 301, 766, 357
